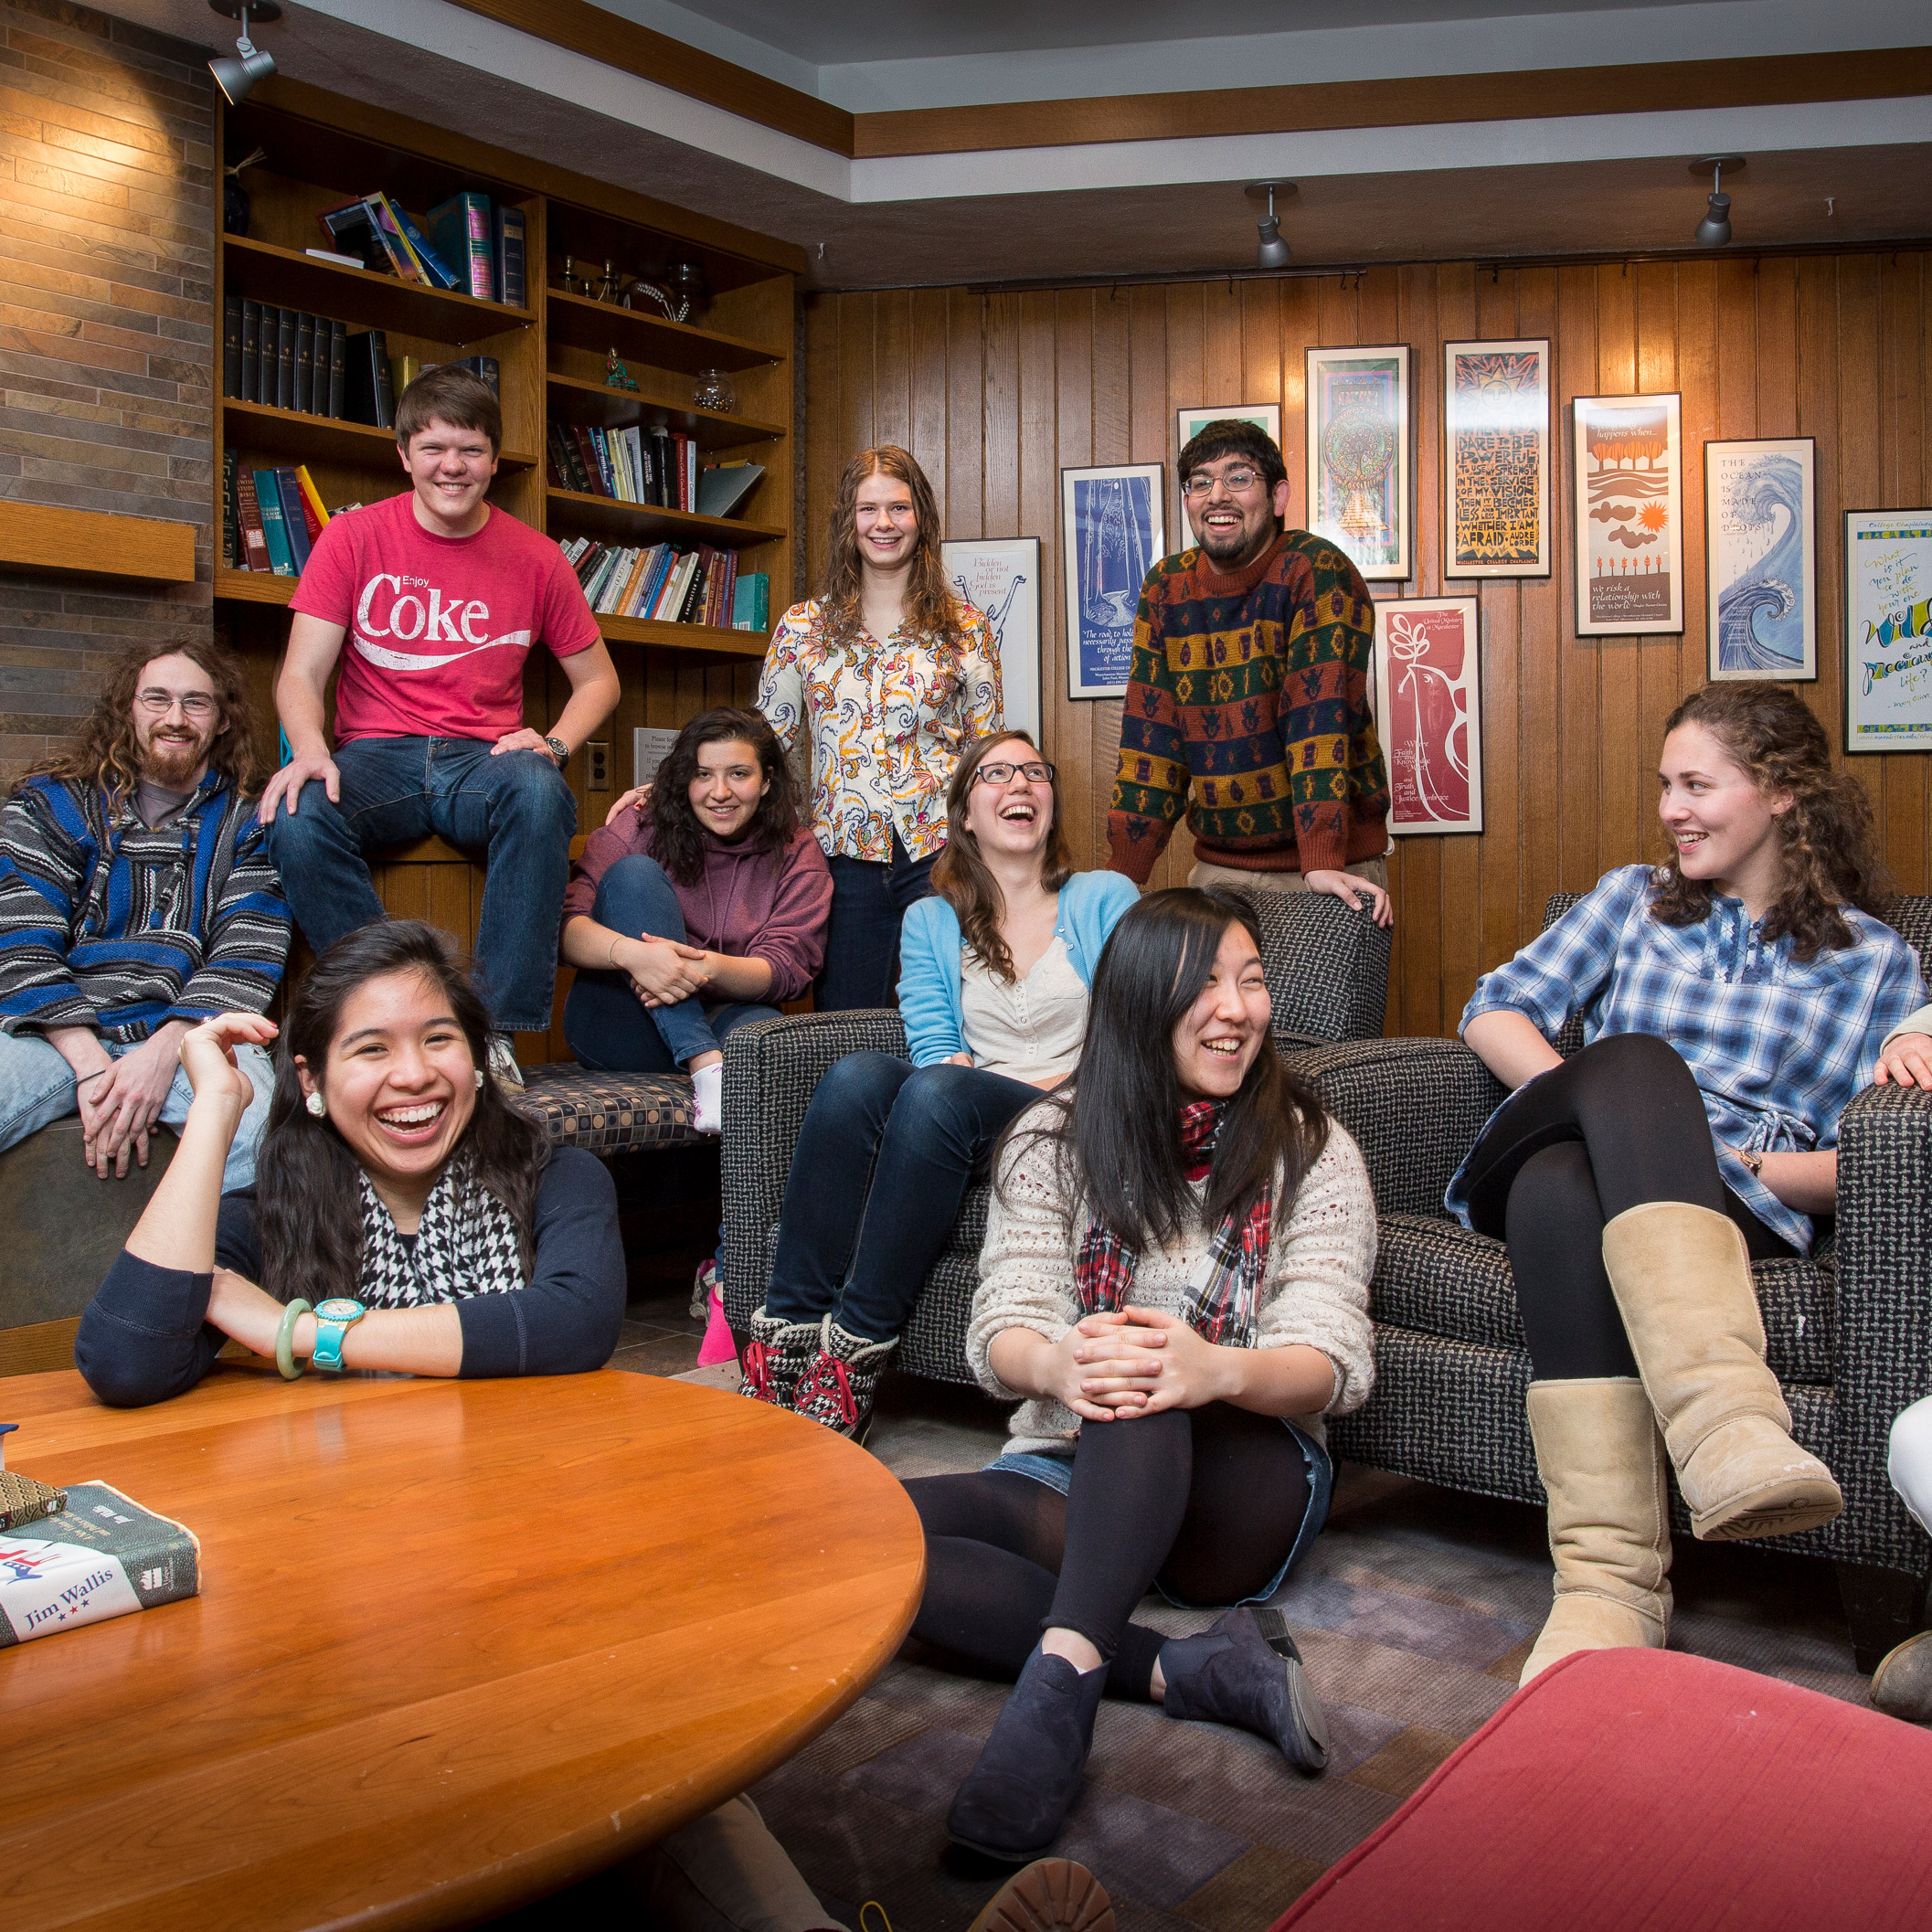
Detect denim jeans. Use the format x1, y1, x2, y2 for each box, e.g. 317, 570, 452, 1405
764, 1051, 1038, 1342
267, 736, 578, 1033
562, 855, 779, 1071
0, 1029, 274, 1192
817, 831, 939, 1012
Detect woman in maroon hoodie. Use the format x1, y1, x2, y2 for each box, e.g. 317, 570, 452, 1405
559, 707, 831, 1134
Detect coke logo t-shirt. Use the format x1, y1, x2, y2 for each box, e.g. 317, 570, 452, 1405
288, 492, 600, 744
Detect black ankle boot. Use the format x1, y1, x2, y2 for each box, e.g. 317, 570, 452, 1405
947, 1645, 1109, 1863
1158, 1605, 1329, 1774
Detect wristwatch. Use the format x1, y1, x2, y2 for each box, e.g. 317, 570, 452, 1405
544, 735, 570, 768
1736, 1148, 1765, 1177
309, 1297, 366, 1373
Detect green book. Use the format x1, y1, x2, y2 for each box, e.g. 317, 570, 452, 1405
0, 1481, 200, 1647
252, 468, 297, 576
732, 572, 770, 632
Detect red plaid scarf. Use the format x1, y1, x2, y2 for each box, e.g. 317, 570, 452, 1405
1074, 1099, 1273, 1347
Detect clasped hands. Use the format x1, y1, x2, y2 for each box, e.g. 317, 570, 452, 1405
1048, 1306, 1230, 1424
619, 934, 714, 1006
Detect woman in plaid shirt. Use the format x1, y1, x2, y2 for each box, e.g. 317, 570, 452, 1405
1447, 682, 1926, 1687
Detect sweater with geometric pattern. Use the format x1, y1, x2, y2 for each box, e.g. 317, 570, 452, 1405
1107, 529, 1390, 881
0, 772, 289, 1043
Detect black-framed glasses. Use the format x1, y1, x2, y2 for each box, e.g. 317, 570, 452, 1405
1181, 466, 1264, 498
973, 759, 1055, 786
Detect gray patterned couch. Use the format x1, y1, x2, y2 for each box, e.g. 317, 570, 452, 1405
720, 890, 1393, 1385
1300, 891, 1932, 1671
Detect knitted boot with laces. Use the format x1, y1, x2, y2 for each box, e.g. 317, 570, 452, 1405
737, 1306, 819, 1408
791, 1318, 898, 1438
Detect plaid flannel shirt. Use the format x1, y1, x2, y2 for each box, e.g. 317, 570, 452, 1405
1446, 864, 1928, 1254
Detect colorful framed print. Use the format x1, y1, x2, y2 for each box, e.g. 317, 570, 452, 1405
1061, 462, 1163, 700
1704, 439, 1817, 681
942, 536, 1042, 741
1573, 393, 1684, 635
1844, 510, 1932, 753
1173, 403, 1282, 536
1443, 338, 1550, 578
1371, 596, 1483, 834
1305, 345, 1410, 581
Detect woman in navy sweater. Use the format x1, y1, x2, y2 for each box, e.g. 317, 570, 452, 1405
76, 920, 624, 1406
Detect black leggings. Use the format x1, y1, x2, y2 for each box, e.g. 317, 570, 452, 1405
1460, 1032, 1794, 1381
906, 1402, 1311, 1701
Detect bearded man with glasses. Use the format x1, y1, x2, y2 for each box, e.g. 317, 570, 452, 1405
1107, 420, 1394, 928
0, 637, 288, 1184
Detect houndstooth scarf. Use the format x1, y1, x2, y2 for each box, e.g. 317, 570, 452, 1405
356, 1155, 527, 1308
1073, 1099, 1273, 1348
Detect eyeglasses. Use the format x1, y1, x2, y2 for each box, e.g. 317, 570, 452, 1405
135, 690, 217, 719
973, 760, 1055, 786
1182, 466, 1264, 499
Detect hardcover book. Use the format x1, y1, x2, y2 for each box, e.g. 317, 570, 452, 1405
345, 329, 395, 430
294, 466, 330, 541
386, 197, 459, 290
274, 470, 313, 573
697, 462, 763, 521
427, 192, 494, 301
494, 203, 526, 308
317, 198, 393, 274
327, 319, 347, 419
221, 293, 242, 399
455, 355, 499, 397
292, 312, 315, 413
309, 317, 333, 419
252, 469, 297, 575
274, 306, 296, 410
0, 1481, 199, 1647
365, 195, 422, 281
220, 447, 239, 569
239, 298, 260, 405
234, 470, 271, 571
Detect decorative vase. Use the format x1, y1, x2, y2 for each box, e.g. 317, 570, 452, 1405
693, 368, 735, 414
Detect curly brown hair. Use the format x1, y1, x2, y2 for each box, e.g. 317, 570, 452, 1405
24, 634, 261, 807
647, 706, 798, 886
1650, 680, 1886, 960
817, 445, 965, 652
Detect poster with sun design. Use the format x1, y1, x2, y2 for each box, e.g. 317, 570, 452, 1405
1572, 393, 1684, 636
1371, 597, 1483, 834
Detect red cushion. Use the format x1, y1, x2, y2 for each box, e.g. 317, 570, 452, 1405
1271, 1648, 1932, 1932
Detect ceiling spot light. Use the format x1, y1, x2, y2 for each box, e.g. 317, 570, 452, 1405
1693, 154, 1744, 248
1247, 180, 1295, 271
207, 0, 281, 105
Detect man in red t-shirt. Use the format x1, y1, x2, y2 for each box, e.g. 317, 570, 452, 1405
260, 366, 620, 1082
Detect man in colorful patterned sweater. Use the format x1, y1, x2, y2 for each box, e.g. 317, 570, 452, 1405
0, 638, 289, 1187
1107, 419, 1394, 926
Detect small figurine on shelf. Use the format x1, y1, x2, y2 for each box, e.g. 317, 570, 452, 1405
604, 350, 638, 391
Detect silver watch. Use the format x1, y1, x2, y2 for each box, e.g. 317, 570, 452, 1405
544, 735, 569, 768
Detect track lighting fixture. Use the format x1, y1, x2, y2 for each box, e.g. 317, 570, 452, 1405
1693, 154, 1745, 248
1247, 180, 1295, 271
207, 0, 281, 106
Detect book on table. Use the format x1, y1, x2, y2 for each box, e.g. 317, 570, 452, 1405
0, 1481, 199, 1647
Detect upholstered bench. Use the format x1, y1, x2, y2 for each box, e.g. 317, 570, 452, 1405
508, 1061, 701, 1154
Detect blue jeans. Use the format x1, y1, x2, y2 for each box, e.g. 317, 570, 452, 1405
267, 737, 578, 1033
818, 830, 939, 1012
562, 855, 779, 1071
765, 1051, 1038, 1342
0, 1030, 274, 1192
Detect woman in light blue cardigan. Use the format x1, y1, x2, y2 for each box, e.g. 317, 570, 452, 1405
741, 730, 1138, 1438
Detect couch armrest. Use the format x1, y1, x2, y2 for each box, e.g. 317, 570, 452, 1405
1830, 1081, 1932, 1574
1290, 1035, 1507, 1217
1251, 892, 1395, 1044
719, 1009, 908, 1320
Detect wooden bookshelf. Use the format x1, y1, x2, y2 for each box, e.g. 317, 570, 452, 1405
544, 289, 780, 374
545, 489, 784, 547
545, 371, 786, 450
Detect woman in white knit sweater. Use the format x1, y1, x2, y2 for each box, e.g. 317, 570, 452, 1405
903, 887, 1377, 1864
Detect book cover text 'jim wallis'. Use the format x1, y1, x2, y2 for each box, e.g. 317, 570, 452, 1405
0, 1481, 201, 1646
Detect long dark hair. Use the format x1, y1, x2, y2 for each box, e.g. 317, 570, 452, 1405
929, 730, 1072, 982
1003, 888, 1331, 1249
254, 921, 549, 1306
817, 444, 966, 651
647, 706, 798, 886
1650, 681, 1886, 960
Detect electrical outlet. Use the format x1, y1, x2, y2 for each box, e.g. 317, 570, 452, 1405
586, 740, 610, 791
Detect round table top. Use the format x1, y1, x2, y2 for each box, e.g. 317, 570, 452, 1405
0, 1365, 925, 1931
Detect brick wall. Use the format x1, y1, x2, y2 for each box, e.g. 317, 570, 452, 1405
0, 0, 215, 791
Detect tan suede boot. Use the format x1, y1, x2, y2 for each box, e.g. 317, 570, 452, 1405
1520, 1377, 1672, 1686
1601, 1200, 1842, 1542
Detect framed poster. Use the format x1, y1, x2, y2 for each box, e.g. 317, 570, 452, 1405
1704, 438, 1817, 681
1573, 393, 1684, 635
1443, 338, 1550, 578
1371, 596, 1483, 834
942, 536, 1041, 741
1844, 510, 1932, 753
1173, 402, 1281, 536
1305, 345, 1410, 580
1060, 462, 1163, 700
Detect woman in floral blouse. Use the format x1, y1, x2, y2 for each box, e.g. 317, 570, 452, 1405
757, 444, 1003, 1009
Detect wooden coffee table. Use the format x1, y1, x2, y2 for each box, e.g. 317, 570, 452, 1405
0, 1366, 926, 1930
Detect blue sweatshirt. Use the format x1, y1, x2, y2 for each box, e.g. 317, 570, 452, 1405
896, 870, 1141, 1066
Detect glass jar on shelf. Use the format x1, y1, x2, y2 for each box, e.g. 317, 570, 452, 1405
692, 368, 736, 414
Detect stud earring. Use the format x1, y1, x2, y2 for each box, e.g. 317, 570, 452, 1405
473, 1068, 485, 1089
304, 1090, 326, 1118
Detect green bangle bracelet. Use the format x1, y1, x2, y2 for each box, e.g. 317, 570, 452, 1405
275, 1299, 313, 1381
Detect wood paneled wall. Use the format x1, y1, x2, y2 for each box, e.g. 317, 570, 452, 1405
802, 253, 1932, 1034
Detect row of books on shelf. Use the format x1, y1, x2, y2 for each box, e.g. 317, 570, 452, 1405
315, 190, 525, 308
547, 421, 763, 521
222, 452, 329, 578
562, 536, 769, 632
222, 305, 498, 431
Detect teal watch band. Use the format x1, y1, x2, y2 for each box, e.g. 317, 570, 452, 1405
310, 1298, 366, 1373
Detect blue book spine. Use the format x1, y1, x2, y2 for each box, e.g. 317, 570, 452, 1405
274, 470, 312, 572
389, 202, 459, 289
252, 470, 296, 576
